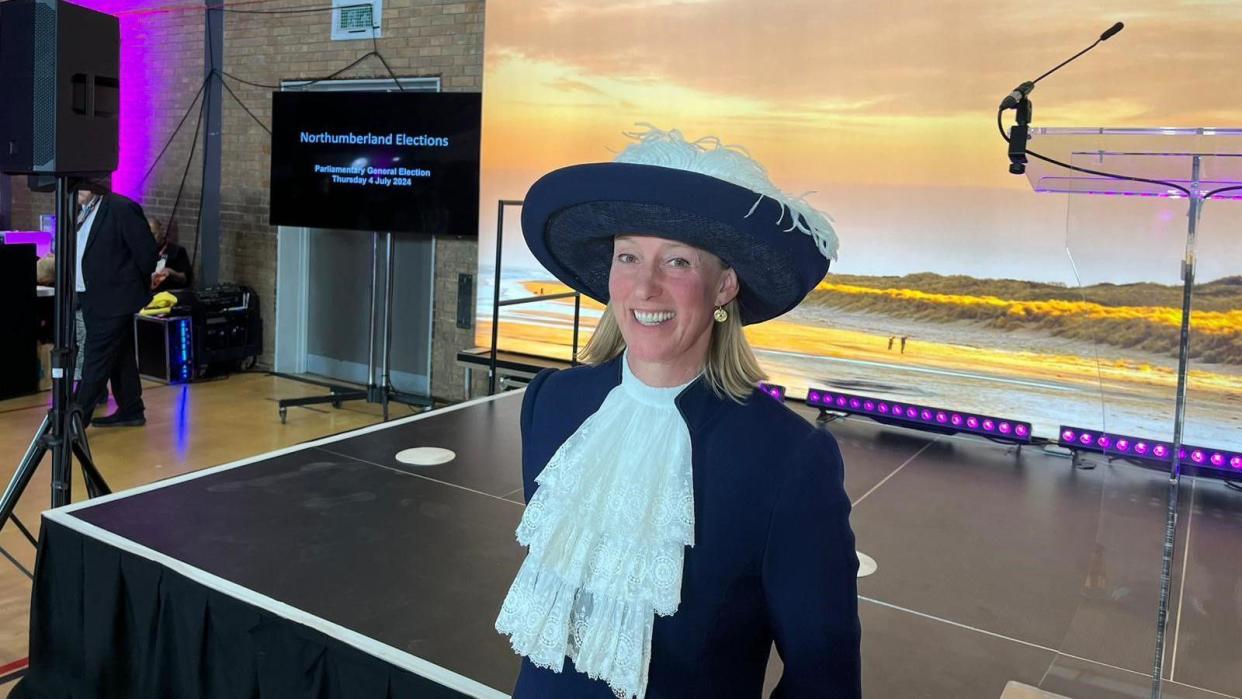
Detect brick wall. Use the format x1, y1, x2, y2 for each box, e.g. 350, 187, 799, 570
11, 0, 485, 402
220, 0, 485, 401
8, 185, 50, 233
9, 3, 205, 247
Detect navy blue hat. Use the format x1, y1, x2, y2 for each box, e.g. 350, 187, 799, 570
520, 128, 838, 325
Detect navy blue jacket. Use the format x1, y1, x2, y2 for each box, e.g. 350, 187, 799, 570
512, 357, 861, 698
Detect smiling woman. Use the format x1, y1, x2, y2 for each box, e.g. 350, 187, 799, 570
493, 127, 859, 699
601, 235, 738, 385
579, 236, 767, 400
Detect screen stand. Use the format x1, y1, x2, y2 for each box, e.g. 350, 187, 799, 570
276, 231, 432, 423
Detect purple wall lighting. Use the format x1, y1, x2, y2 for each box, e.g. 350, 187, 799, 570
75, 1, 181, 202
1058, 425, 1242, 475
1, 231, 54, 257
805, 389, 1032, 443
113, 11, 152, 200
758, 383, 786, 401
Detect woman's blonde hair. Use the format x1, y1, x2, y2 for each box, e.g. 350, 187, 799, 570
579, 296, 767, 403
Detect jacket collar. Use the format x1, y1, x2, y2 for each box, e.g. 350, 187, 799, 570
82, 194, 110, 258
594, 353, 730, 436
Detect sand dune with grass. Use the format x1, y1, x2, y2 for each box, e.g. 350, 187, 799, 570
806, 274, 1242, 365
479, 280, 1242, 396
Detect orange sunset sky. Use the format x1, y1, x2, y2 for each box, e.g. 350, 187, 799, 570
478, 0, 1242, 285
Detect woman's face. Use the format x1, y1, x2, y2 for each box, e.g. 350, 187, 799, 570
609, 235, 738, 381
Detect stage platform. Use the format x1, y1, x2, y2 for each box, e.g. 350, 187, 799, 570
12, 389, 1242, 698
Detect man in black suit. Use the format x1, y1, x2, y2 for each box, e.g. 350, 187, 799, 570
73, 183, 158, 427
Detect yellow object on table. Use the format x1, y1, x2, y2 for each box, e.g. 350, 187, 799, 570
140, 291, 180, 316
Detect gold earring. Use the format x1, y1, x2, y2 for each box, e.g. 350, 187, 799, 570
713, 306, 728, 323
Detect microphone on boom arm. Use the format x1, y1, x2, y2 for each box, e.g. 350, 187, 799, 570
1001, 22, 1125, 174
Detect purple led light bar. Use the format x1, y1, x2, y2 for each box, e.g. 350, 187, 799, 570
806, 389, 1032, 443
758, 382, 785, 402
1058, 425, 1242, 475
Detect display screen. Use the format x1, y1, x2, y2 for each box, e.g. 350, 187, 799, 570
269, 91, 481, 235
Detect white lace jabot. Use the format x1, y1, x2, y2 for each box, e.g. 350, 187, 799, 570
496, 353, 698, 699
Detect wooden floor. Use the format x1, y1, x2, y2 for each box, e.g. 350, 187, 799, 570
0, 373, 405, 693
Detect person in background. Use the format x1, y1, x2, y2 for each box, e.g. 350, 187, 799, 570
36, 252, 102, 403
35, 253, 55, 286
149, 218, 193, 292
73, 182, 158, 427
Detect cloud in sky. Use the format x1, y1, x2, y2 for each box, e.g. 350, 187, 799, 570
487, 0, 1242, 124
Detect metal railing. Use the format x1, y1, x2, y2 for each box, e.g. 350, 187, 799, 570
488, 199, 583, 395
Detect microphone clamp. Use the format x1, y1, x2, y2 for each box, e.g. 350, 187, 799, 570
999, 81, 1035, 110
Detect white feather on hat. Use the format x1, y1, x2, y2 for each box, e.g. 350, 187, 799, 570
612, 124, 839, 261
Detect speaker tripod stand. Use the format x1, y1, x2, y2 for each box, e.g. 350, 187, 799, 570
0, 177, 111, 579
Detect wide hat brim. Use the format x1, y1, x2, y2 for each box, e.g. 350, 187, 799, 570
520, 162, 831, 325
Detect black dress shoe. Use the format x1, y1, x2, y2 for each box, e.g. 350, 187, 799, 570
92, 412, 146, 427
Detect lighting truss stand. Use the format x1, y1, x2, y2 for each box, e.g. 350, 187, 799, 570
0, 177, 111, 577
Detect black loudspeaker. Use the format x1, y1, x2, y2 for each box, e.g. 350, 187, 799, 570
0, 0, 119, 176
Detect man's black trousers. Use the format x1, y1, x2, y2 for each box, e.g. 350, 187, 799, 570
75, 307, 143, 423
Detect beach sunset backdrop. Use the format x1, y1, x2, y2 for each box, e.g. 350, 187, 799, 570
475, 0, 1242, 451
